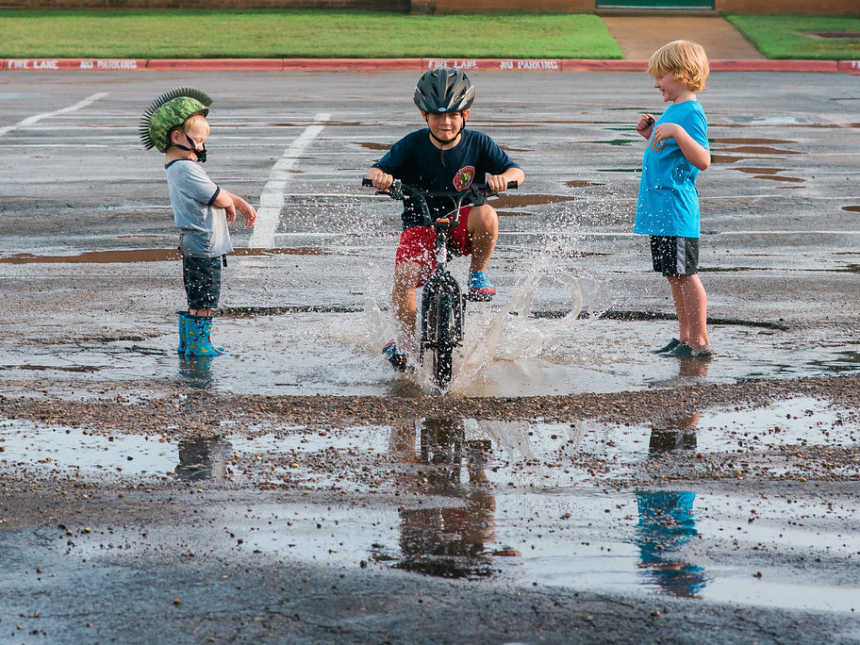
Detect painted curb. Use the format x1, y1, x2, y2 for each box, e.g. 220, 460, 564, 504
1, 57, 857, 74
147, 58, 284, 70
711, 59, 837, 72
837, 59, 860, 74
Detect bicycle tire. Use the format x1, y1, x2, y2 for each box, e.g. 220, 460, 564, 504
423, 289, 454, 389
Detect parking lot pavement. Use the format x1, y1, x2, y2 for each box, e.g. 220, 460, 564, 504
0, 69, 859, 645
0, 70, 857, 396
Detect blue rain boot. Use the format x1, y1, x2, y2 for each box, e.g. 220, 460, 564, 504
177, 311, 189, 354
184, 315, 226, 357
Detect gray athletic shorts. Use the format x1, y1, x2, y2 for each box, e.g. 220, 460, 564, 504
650, 236, 699, 276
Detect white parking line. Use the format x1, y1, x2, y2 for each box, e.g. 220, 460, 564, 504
249, 112, 331, 249
0, 92, 108, 138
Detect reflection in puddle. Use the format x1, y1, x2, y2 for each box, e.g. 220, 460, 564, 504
382, 417, 506, 579
175, 436, 232, 481
636, 491, 707, 598
638, 414, 708, 597
3, 400, 857, 611
178, 355, 215, 388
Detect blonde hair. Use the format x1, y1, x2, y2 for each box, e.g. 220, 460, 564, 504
648, 40, 709, 92
182, 113, 209, 134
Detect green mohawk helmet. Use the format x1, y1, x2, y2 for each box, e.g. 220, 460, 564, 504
139, 87, 212, 153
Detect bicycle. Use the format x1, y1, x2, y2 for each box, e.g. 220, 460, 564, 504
362, 177, 517, 390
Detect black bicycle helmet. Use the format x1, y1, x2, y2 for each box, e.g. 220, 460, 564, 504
413, 68, 476, 114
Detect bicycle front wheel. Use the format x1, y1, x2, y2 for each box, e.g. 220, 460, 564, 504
424, 290, 454, 389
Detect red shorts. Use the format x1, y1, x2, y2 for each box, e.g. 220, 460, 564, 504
395, 207, 472, 285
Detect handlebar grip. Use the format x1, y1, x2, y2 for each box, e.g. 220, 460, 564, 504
362, 178, 374, 187
507, 180, 519, 190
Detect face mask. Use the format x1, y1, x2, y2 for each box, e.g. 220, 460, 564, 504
175, 133, 207, 163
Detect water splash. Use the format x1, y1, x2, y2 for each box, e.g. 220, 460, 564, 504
451, 244, 585, 394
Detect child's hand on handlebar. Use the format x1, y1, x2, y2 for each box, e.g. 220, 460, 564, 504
366, 170, 394, 191
486, 174, 513, 193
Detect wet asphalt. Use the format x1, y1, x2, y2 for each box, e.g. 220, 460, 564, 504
0, 70, 858, 643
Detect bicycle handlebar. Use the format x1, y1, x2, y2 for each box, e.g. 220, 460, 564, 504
362, 177, 518, 226
362, 177, 518, 197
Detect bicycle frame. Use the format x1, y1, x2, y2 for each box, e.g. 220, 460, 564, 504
363, 178, 515, 389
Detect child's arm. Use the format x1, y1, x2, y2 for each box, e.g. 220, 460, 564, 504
213, 189, 257, 226
652, 123, 710, 171
227, 191, 257, 227
486, 167, 525, 193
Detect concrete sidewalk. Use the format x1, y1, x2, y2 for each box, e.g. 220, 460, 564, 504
603, 16, 765, 60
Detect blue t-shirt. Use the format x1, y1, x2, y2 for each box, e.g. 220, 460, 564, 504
634, 100, 709, 238
373, 128, 519, 229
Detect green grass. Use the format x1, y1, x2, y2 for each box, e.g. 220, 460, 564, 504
726, 14, 860, 60
0, 9, 623, 59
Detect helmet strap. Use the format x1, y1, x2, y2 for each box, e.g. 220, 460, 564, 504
173, 132, 207, 163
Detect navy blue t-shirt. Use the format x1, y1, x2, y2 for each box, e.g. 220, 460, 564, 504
373, 128, 519, 229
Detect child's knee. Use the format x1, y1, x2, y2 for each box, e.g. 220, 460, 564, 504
468, 204, 498, 231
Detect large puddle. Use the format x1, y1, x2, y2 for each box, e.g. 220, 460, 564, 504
0, 311, 857, 398
2, 397, 857, 612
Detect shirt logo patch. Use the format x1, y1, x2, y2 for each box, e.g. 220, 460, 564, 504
453, 165, 475, 191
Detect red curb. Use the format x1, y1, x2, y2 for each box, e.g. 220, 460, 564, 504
283, 58, 422, 70
562, 60, 646, 71
711, 59, 837, 72
837, 60, 860, 75
1, 57, 857, 74
146, 58, 283, 70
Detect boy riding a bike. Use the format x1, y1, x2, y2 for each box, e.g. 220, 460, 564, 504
365, 68, 525, 370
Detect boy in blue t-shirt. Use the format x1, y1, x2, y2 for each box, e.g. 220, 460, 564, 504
634, 40, 713, 360
366, 69, 525, 369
